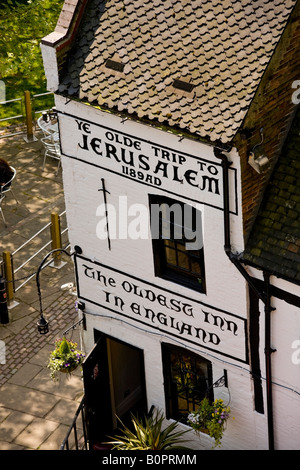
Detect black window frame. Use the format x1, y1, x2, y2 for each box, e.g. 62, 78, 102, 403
162, 343, 213, 422
149, 194, 206, 293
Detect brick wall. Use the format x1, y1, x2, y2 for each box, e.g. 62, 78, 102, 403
233, 1, 300, 241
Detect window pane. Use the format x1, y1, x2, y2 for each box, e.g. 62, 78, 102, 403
190, 256, 202, 276
168, 348, 212, 419
149, 195, 206, 293
164, 240, 177, 266
161, 218, 172, 239
177, 250, 190, 270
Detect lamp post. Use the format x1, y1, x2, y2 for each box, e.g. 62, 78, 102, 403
36, 246, 82, 334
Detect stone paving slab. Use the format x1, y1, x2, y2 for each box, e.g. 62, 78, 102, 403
14, 416, 60, 449
0, 383, 61, 417
39, 423, 72, 451
0, 440, 25, 450
46, 398, 83, 426
0, 135, 64, 233
27, 368, 83, 401
0, 132, 85, 451
0, 410, 34, 443
8, 363, 42, 386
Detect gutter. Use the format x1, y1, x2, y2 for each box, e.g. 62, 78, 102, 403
213, 147, 275, 451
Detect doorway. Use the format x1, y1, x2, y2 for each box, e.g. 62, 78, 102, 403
83, 330, 147, 449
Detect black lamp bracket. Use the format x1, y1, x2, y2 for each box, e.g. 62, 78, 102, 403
212, 370, 228, 389
63, 317, 85, 337
36, 247, 82, 334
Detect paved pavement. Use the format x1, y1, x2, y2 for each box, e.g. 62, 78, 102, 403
0, 128, 85, 450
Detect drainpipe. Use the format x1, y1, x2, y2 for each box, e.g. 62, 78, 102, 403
213, 147, 275, 450
264, 271, 276, 451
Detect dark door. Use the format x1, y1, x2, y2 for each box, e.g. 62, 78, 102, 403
107, 337, 147, 428
82, 334, 113, 449
83, 331, 148, 450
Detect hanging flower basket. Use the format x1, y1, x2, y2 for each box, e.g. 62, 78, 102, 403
187, 398, 231, 448
47, 337, 85, 380
60, 364, 78, 374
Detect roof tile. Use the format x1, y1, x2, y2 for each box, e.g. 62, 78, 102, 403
58, 0, 297, 144
244, 106, 300, 282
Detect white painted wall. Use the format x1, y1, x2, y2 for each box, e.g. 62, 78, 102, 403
244, 264, 300, 450
54, 95, 271, 450
40, 36, 63, 91
57, 96, 247, 310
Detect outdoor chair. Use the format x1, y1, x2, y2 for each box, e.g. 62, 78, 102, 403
0, 166, 19, 227
37, 116, 51, 137
41, 135, 61, 175
37, 115, 58, 138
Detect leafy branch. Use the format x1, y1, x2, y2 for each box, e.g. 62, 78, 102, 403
0, 0, 64, 96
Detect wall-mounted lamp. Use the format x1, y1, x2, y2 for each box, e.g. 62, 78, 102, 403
248, 128, 270, 174
36, 245, 82, 334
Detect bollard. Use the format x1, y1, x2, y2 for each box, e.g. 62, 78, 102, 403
23, 90, 37, 142
0, 275, 9, 324
50, 213, 66, 269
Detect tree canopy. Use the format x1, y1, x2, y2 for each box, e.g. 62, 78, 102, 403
0, 0, 64, 98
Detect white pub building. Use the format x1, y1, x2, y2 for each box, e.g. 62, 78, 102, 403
41, 0, 300, 450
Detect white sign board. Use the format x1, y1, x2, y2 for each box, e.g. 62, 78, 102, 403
59, 113, 238, 214
75, 256, 248, 363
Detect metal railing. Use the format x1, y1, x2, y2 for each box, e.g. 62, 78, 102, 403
1, 211, 69, 307
0, 97, 23, 123
60, 396, 89, 450
0, 90, 54, 139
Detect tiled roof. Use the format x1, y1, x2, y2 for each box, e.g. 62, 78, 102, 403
243, 106, 300, 283
58, 0, 297, 144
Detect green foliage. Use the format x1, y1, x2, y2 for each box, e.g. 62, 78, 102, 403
187, 398, 231, 448
59, 337, 72, 355
108, 408, 191, 450
190, 397, 212, 427
0, 0, 64, 98
47, 337, 85, 381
